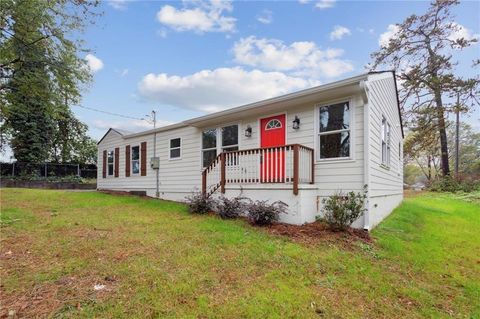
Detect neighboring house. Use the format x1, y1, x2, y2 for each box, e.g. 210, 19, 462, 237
97, 71, 404, 230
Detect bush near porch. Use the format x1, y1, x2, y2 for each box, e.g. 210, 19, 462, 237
0, 189, 479, 318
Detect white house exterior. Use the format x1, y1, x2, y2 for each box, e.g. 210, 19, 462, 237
97, 71, 404, 230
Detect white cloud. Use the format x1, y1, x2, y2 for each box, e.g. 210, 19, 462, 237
121, 69, 129, 77
257, 10, 273, 24
378, 24, 400, 47
94, 119, 174, 133
156, 0, 236, 33
315, 0, 336, 9
298, 0, 310, 3
85, 54, 104, 73
448, 22, 478, 42
138, 67, 319, 113
232, 36, 353, 78
330, 25, 351, 40
107, 0, 127, 10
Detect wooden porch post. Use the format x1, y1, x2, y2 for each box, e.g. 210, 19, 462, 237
220, 152, 226, 194
293, 144, 299, 195
202, 169, 207, 196
310, 148, 315, 184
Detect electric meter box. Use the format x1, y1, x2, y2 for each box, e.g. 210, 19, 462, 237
150, 157, 160, 169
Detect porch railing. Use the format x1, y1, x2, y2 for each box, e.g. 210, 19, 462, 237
202, 144, 314, 197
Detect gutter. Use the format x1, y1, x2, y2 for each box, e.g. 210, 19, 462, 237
360, 80, 371, 231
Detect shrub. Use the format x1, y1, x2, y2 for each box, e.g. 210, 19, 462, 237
321, 186, 367, 231
428, 176, 480, 193
185, 191, 216, 214
216, 196, 247, 219
246, 200, 287, 226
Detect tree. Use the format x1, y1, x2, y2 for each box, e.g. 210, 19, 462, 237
50, 108, 97, 164
404, 128, 441, 182
3, 1, 56, 166
371, 0, 479, 176
0, 0, 99, 168
447, 122, 480, 177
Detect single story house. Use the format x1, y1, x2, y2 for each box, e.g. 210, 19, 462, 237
97, 71, 404, 230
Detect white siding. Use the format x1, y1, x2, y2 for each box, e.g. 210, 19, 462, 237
97, 130, 156, 192
366, 73, 404, 228
156, 126, 202, 200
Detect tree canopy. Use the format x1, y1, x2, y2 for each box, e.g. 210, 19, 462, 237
0, 0, 100, 166
371, 0, 479, 177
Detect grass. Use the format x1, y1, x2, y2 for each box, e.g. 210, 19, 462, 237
0, 189, 479, 318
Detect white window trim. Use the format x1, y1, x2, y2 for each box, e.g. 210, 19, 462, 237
169, 138, 182, 160
201, 124, 240, 168
314, 98, 354, 162
381, 115, 391, 169
131, 145, 140, 175
107, 149, 115, 177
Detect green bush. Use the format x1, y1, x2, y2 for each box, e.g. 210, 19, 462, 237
428, 176, 480, 193
321, 186, 367, 231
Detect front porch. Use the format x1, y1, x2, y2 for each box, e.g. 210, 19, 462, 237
201, 144, 315, 197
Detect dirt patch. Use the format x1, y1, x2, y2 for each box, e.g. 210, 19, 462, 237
0, 275, 117, 318
261, 221, 371, 247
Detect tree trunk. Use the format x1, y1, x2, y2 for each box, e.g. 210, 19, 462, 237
455, 95, 460, 178
434, 90, 450, 176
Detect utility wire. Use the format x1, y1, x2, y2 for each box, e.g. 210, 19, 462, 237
74, 104, 146, 121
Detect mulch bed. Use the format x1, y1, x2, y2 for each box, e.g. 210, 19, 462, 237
262, 221, 372, 247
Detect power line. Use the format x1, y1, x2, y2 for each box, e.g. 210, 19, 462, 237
74, 104, 146, 121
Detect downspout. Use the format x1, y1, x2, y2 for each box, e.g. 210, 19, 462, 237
154, 129, 159, 197
360, 80, 371, 231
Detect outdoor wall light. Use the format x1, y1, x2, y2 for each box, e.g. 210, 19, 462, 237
245, 125, 252, 137
292, 116, 300, 130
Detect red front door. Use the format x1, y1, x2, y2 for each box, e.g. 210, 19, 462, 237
260, 114, 286, 182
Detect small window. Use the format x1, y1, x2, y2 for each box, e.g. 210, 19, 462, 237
381, 117, 391, 167
202, 129, 217, 168
221, 124, 238, 152
131, 146, 140, 174
107, 150, 114, 176
265, 119, 282, 130
317, 101, 351, 159
169, 138, 181, 159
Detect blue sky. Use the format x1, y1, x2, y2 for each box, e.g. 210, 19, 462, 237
77, 0, 480, 140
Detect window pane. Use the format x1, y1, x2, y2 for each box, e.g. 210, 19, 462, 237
132, 160, 139, 174
170, 138, 181, 148
202, 129, 217, 149
132, 146, 139, 161
382, 142, 387, 164
108, 164, 114, 175
222, 125, 238, 147
381, 118, 386, 141
319, 102, 350, 133
223, 146, 239, 152
108, 151, 114, 163
202, 149, 217, 167
320, 132, 350, 158
170, 148, 181, 158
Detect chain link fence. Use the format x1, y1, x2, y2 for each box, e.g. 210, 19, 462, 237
0, 162, 97, 179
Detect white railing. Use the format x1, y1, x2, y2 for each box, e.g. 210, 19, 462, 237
202, 144, 314, 196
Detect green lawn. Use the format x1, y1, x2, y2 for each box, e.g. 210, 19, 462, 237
1, 189, 479, 318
